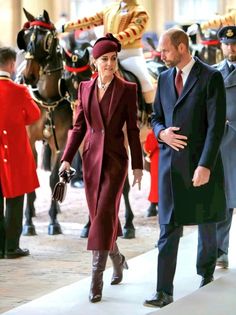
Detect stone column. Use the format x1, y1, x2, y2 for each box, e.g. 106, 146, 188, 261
0, 0, 20, 47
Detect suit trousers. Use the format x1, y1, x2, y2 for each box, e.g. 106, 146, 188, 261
217, 208, 233, 256
0, 185, 24, 252
157, 222, 217, 295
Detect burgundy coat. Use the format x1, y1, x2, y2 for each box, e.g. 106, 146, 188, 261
0, 78, 40, 198
62, 75, 143, 250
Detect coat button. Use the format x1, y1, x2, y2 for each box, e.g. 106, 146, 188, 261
3, 130, 7, 134
3, 158, 7, 163
4, 145, 8, 149
101, 129, 104, 134
226, 120, 229, 125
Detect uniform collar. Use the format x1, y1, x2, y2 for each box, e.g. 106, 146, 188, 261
119, 0, 139, 8
227, 61, 236, 67
0, 70, 11, 78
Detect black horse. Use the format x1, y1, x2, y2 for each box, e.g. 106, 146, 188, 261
17, 9, 73, 235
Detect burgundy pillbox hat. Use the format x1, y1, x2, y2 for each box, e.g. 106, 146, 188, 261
92, 33, 121, 59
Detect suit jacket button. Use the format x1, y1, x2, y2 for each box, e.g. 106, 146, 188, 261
3, 130, 7, 135
3, 158, 7, 163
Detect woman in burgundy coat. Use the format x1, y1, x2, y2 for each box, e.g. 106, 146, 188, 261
60, 34, 143, 303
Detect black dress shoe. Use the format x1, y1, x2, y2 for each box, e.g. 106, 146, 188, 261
5, 248, 30, 259
144, 291, 173, 308
199, 276, 214, 287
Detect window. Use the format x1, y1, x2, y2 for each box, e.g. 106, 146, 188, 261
174, 0, 219, 23
70, 0, 111, 19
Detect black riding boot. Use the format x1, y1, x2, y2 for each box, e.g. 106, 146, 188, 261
146, 202, 158, 217
80, 217, 91, 238
109, 243, 128, 285
89, 250, 109, 303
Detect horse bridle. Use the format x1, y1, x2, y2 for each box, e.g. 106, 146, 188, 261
25, 22, 63, 75
63, 47, 91, 110
24, 21, 66, 109
24, 20, 67, 152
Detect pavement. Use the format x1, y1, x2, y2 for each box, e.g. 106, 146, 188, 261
0, 144, 196, 314
0, 165, 159, 313
1, 215, 235, 315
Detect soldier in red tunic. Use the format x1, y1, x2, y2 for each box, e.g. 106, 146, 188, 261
144, 130, 159, 217
0, 47, 40, 259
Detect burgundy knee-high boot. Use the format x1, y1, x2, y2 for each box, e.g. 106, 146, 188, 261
109, 243, 128, 285
89, 250, 109, 303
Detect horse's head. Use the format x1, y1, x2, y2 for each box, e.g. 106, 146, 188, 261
17, 8, 58, 85
187, 23, 223, 65
60, 32, 92, 103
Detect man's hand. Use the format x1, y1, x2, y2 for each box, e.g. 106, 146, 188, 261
159, 127, 188, 151
192, 166, 210, 187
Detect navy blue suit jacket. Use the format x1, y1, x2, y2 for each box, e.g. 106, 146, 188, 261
152, 58, 226, 225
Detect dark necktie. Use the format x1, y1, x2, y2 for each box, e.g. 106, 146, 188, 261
175, 69, 183, 96
229, 64, 235, 73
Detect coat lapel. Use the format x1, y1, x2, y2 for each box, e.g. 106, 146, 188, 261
82, 78, 104, 129
167, 68, 178, 105
175, 58, 200, 107
82, 79, 93, 124
107, 75, 125, 126
219, 60, 236, 88
218, 60, 236, 88
218, 60, 231, 80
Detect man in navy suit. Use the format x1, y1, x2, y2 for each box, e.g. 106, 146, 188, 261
144, 28, 226, 308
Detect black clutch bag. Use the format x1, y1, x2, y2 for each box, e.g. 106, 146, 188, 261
52, 167, 76, 203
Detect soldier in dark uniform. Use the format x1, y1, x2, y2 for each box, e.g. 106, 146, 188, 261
215, 26, 236, 268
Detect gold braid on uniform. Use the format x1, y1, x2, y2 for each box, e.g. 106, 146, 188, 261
64, 12, 104, 33
201, 11, 236, 30
114, 12, 148, 46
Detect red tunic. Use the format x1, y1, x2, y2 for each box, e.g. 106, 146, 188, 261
0, 78, 40, 197
144, 130, 159, 203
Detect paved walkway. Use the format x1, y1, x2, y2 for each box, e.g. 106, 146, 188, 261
0, 151, 215, 313
0, 166, 162, 313
1, 216, 235, 315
